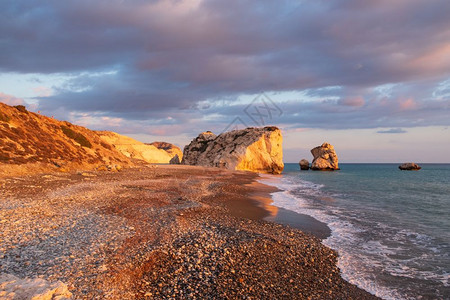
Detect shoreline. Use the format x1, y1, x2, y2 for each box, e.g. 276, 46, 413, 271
245, 177, 332, 240
0, 165, 378, 299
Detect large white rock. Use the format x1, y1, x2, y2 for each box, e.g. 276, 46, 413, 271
310, 142, 339, 170
182, 127, 284, 174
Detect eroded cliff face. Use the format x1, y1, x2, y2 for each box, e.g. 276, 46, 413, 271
182, 127, 284, 174
310, 142, 339, 170
149, 141, 183, 160
0, 102, 133, 176
97, 132, 173, 164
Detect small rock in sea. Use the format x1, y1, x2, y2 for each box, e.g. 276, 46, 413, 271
399, 162, 421, 170
299, 159, 310, 170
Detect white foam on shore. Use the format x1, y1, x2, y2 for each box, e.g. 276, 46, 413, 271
258, 175, 404, 300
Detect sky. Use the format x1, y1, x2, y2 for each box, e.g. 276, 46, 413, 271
1, 0, 449, 163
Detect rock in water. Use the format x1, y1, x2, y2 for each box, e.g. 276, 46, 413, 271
310, 142, 339, 171
182, 127, 284, 174
169, 154, 181, 164
299, 159, 310, 170
399, 162, 421, 170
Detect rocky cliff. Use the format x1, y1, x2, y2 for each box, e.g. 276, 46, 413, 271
182, 127, 284, 174
311, 142, 339, 170
149, 141, 183, 160
97, 132, 173, 164
0, 102, 134, 177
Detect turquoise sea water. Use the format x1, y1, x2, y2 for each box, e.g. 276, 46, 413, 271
261, 163, 450, 299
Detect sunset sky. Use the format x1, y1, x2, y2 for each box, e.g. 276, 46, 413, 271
1, 0, 449, 162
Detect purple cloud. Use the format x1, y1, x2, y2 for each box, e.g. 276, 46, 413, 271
0, 0, 449, 136
377, 128, 407, 134
0, 92, 24, 106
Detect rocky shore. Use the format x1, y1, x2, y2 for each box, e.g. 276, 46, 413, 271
0, 165, 378, 299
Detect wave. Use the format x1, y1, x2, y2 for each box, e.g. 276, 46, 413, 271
257, 174, 449, 300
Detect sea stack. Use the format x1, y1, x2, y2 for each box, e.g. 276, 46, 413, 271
310, 142, 339, 171
299, 159, 310, 170
399, 163, 421, 170
182, 127, 284, 174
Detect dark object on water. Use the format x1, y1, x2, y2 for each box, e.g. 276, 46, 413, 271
399, 163, 421, 170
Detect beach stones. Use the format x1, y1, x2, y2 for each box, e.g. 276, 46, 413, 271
399, 163, 421, 170
310, 142, 339, 171
299, 159, 310, 170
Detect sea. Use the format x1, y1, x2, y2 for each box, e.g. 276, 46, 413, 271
260, 163, 450, 300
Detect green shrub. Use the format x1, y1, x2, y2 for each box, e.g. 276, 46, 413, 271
61, 125, 92, 148
100, 142, 112, 150
0, 156, 9, 161
13, 105, 28, 113
0, 112, 10, 123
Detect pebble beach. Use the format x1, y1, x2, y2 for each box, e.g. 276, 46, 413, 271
0, 165, 378, 299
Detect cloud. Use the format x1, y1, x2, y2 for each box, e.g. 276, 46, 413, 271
398, 98, 417, 110
0, 92, 24, 106
0, 0, 449, 136
32, 86, 53, 97
338, 96, 365, 107
377, 128, 408, 134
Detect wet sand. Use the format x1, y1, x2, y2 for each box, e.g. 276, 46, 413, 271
0, 165, 378, 299
221, 179, 331, 240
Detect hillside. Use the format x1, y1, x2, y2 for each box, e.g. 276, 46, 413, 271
0, 102, 135, 176
96, 131, 174, 164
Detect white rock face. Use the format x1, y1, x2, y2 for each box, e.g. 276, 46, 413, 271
0, 274, 72, 299
149, 142, 183, 161
182, 127, 284, 174
182, 131, 216, 167
310, 142, 339, 170
97, 131, 172, 163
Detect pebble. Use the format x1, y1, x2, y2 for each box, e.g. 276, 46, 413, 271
0, 166, 379, 299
